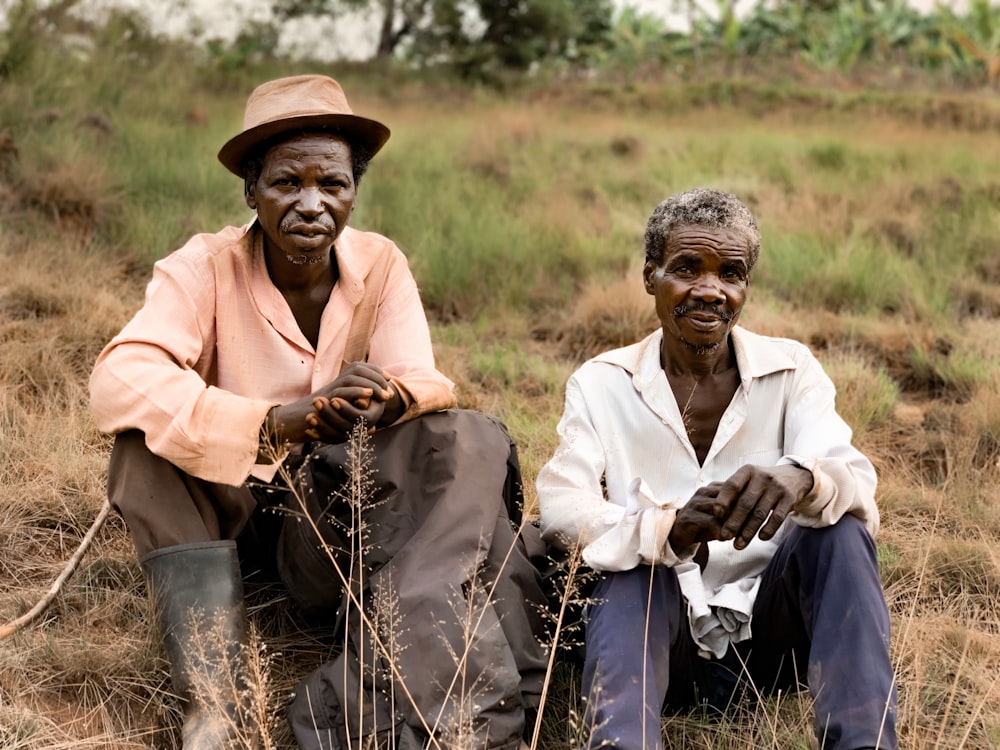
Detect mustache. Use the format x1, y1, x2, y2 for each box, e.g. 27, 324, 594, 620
280, 217, 335, 233
672, 304, 736, 322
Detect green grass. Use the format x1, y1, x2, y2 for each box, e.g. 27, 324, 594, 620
825, 351, 901, 443
2, 21, 1000, 750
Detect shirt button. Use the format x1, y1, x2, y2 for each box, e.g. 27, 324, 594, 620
313, 365, 320, 372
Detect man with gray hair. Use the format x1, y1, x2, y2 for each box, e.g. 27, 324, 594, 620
536, 188, 897, 749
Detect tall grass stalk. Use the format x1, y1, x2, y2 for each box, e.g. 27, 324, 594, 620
270, 425, 442, 747
528, 544, 587, 750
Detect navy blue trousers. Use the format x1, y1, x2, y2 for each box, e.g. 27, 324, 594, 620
581, 515, 897, 750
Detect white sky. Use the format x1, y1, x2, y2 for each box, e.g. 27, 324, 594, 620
34, 0, 980, 62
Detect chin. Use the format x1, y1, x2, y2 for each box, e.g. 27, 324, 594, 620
682, 339, 724, 356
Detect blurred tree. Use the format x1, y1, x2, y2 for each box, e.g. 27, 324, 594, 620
271, 0, 613, 73
0, 0, 82, 76
415, 0, 612, 76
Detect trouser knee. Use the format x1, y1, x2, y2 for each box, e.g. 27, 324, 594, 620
583, 567, 686, 694
107, 430, 258, 556
787, 514, 878, 574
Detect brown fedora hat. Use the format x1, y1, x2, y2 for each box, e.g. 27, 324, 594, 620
217, 74, 391, 177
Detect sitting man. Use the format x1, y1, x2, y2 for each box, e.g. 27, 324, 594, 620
90, 74, 546, 750
536, 188, 897, 750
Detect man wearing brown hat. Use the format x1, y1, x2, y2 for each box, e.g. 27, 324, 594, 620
90, 75, 547, 750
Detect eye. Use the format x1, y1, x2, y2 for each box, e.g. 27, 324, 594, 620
672, 265, 695, 278
722, 267, 747, 282
323, 174, 352, 189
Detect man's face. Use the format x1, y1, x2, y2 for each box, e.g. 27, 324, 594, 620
246, 133, 356, 266
643, 224, 750, 354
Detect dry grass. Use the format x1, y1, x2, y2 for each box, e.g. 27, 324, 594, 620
2, 85, 1000, 749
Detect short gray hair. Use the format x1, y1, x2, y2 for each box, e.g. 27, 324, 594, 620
644, 188, 760, 269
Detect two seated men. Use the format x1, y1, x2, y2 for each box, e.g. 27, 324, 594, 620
90, 75, 896, 749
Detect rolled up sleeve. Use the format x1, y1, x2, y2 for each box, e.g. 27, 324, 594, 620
779, 356, 879, 536
90, 250, 277, 486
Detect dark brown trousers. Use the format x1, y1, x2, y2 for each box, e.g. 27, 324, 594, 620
106, 411, 549, 750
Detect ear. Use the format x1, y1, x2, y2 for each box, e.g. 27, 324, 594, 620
244, 178, 256, 211
642, 260, 657, 295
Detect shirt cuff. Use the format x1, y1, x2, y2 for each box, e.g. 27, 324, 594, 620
638, 506, 699, 567
386, 375, 414, 423
782, 455, 835, 516
198, 392, 277, 486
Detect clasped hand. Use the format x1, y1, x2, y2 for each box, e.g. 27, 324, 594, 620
264, 362, 403, 447
669, 463, 814, 554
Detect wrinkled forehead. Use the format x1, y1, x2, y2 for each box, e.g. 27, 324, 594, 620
663, 223, 754, 261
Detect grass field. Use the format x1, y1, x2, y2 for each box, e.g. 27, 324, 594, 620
1, 32, 1000, 749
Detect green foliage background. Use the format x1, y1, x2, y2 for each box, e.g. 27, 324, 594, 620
1, 2, 1000, 747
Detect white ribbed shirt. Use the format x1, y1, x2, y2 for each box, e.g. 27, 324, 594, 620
536, 326, 878, 657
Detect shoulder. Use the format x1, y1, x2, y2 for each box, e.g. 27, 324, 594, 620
336, 226, 410, 281
571, 331, 659, 388
340, 226, 404, 260
734, 325, 811, 355
732, 326, 822, 378
158, 223, 252, 273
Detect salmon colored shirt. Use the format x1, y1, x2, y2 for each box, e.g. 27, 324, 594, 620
90, 221, 456, 486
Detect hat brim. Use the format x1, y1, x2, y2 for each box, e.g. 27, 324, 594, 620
218, 113, 391, 177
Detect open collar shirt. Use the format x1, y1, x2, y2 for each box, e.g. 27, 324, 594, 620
536, 326, 878, 657
90, 221, 455, 487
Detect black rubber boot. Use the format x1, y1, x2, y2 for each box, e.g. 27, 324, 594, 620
141, 540, 257, 749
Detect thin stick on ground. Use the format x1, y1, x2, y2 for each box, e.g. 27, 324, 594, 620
0, 497, 113, 641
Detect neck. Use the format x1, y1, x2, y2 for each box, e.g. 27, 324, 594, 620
660, 333, 736, 379
263, 241, 336, 293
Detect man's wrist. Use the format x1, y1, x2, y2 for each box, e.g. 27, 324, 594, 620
784, 459, 817, 500
257, 407, 280, 462
376, 384, 405, 427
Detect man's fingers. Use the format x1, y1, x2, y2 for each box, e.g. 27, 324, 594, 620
338, 363, 390, 392
311, 397, 354, 434
713, 465, 755, 517
670, 508, 726, 550
720, 473, 770, 549
372, 380, 395, 402
685, 485, 730, 522
320, 395, 386, 433
691, 482, 725, 498
758, 495, 794, 541
734, 502, 773, 550
327, 386, 374, 404
718, 465, 803, 549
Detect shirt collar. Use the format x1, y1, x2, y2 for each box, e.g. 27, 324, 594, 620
244, 220, 371, 307
329, 226, 371, 306
593, 326, 799, 389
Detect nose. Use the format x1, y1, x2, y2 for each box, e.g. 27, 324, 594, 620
296, 187, 323, 216
691, 273, 725, 302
